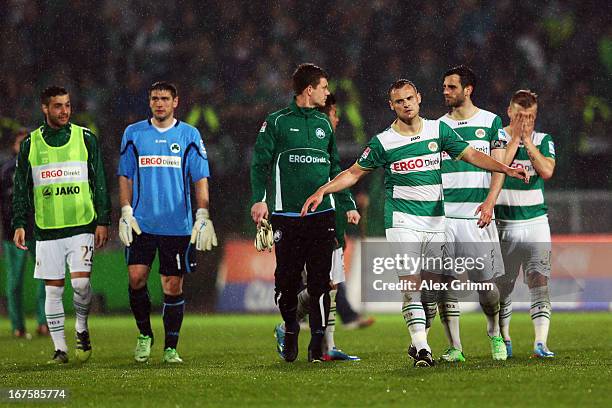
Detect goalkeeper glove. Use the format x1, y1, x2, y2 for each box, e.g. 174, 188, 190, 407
254, 219, 274, 252
190, 208, 218, 251
118, 205, 142, 247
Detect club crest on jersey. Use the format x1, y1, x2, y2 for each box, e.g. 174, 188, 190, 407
170, 143, 181, 153
273, 230, 282, 242
315, 128, 326, 139
428, 141, 438, 152
361, 147, 371, 160
475, 128, 486, 138
259, 121, 267, 133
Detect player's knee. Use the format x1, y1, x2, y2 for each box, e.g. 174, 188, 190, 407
478, 285, 500, 305
45, 285, 64, 300
129, 273, 147, 289
275, 275, 301, 296
306, 281, 330, 299
496, 277, 516, 299
71, 277, 91, 297
162, 278, 182, 296
527, 272, 548, 288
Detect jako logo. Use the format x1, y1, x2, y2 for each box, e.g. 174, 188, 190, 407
54, 186, 80, 196
391, 156, 440, 173
43, 186, 81, 198
139, 156, 182, 168
40, 168, 81, 179
289, 155, 327, 164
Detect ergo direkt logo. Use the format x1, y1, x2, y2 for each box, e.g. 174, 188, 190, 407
139, 156, 182, 168
288, 155, 327, 164
40, 168, 81, 179
391, 154, 440, 173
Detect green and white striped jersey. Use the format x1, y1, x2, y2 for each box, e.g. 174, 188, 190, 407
357, 118, 469, 232
440, 109, 505, 219
495, 130, 555, 222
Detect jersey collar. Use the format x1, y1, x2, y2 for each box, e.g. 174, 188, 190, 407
147, 118, 181, 128
289, 100, 317, 118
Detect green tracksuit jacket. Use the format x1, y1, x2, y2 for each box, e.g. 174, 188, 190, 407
250, 100, 355, 215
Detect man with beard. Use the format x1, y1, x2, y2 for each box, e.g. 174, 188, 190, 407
12, 86, 110, 364
432, 65, 509, 362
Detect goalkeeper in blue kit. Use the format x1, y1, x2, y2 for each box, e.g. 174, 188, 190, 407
118, 82, 217, 364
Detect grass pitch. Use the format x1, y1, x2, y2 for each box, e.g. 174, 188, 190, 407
1, 312, 610, 407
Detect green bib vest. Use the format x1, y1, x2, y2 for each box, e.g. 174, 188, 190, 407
29, 125, 95, 229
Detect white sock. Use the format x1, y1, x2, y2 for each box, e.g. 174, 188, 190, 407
479, 286, 501, 337
296, 289, 310, 322
439, 297, 462, 350
499, 297, 512, 341
530, 286, 551, 347
323, 289, 337, 352
45, 285, 67, 352
421, 289, 438, 334
72, 277, 92, 333
402, 291, 429, 352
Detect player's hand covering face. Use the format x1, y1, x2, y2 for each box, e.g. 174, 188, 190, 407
191, 208, 218, 251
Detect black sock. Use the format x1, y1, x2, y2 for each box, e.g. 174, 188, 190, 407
129, 286, 153, 338
163, 294, 185, 349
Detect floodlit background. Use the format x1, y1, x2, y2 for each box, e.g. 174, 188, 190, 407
0, 1, 610, 313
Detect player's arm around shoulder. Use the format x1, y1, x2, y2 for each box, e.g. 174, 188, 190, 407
438, 120, 470, 160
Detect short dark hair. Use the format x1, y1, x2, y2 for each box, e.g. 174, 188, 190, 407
388, 79, 418, 98
40, 86, 68, 105
444, 65, 477, 93
510, 90, 538, 108
292, 63, 328, 95
318, 93, 336, 115
149, 81, 178, 98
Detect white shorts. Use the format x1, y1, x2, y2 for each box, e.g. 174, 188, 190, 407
497, 218, 551, 283
330, 247, 346, 285
385, 228, 446, 276
445, 218, 504, 281
34, 233, 94, 280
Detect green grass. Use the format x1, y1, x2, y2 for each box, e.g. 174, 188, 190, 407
0, 313, 610, 407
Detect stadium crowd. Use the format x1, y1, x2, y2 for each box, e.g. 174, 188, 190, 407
1, 0, 610, 235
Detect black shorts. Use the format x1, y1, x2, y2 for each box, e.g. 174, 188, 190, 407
126, 232, 196, 276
